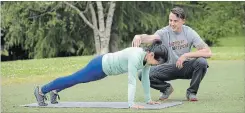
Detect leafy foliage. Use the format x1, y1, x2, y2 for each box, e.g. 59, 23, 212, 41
1, 1, 244, 60
1, 1, 94, 59
186, 1, 244, 46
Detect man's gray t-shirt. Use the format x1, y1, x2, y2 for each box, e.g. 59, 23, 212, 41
155, 25, 207, 64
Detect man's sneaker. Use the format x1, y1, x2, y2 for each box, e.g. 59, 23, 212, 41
34, 86, 48, 106
50, 90, 60, 104
186, 93, 198, 101
159, 85, 174, 100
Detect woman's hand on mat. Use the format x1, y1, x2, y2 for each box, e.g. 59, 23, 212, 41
147, 101, 161, 105
130, 104, 144, 109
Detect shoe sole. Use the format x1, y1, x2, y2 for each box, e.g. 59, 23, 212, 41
188, 98, 198, 101
51, 102, 59, 104
159, 87, 174, 101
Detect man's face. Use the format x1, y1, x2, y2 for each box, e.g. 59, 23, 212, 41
169, 12, 185, 32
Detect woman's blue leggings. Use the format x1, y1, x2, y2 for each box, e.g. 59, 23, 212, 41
41, 55, 106, 94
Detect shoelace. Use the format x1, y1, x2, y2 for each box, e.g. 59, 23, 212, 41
39, 94, 47, 103
56, 93, 60, 100
51, 92, 60, 100
39, 92, 47, 101
43, 95, 47, 101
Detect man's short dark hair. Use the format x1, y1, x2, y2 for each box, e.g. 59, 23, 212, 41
171, 7, 186, 20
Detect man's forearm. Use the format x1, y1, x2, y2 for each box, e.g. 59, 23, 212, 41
138, 34, 160, 44
183, 48, 212, 58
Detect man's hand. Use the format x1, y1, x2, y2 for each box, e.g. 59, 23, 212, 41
147, 101, 161, 105
130, 104, 144, 109
176, 54, 187, 69
132, 35, 142, 47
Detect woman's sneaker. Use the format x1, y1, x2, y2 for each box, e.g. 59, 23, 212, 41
34, 86, 48, 106
50, 91, 60, 104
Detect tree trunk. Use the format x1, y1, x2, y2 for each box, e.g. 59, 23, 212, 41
93, 31, 101, 54
96, 1, 108, 54
64, 1, 116, 55
96, 2, 105, 33
99, 1, 116, 54
89, 2, 101, 54
100, 35, 109, 54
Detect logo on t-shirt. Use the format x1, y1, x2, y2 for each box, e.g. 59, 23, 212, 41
169, 40, 188, 50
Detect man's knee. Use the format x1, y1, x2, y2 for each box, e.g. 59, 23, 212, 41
195, 57, 208, 68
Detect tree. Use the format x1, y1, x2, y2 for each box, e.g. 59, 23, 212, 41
113, 1, 172, 49
2, 1, 243, 61
64, 1, 116, 54
1, 1, 95, 59
185, 1, 244, 46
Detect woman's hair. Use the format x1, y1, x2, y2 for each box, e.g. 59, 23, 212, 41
144, 39, 169, 64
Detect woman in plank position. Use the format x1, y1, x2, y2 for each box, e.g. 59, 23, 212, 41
34, 40, 168, 109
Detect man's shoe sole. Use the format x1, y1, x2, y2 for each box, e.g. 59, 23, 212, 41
188, 98, 198, 101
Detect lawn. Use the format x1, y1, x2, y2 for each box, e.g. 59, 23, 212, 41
1, 36, 244, 113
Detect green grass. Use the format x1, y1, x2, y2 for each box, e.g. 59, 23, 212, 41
209, 36, 244, 60
1, 45, 244, 82
209, 47, 244, 60
1, 59, 244, 113
217, 36, 245, 47
1, 36, 244, 113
